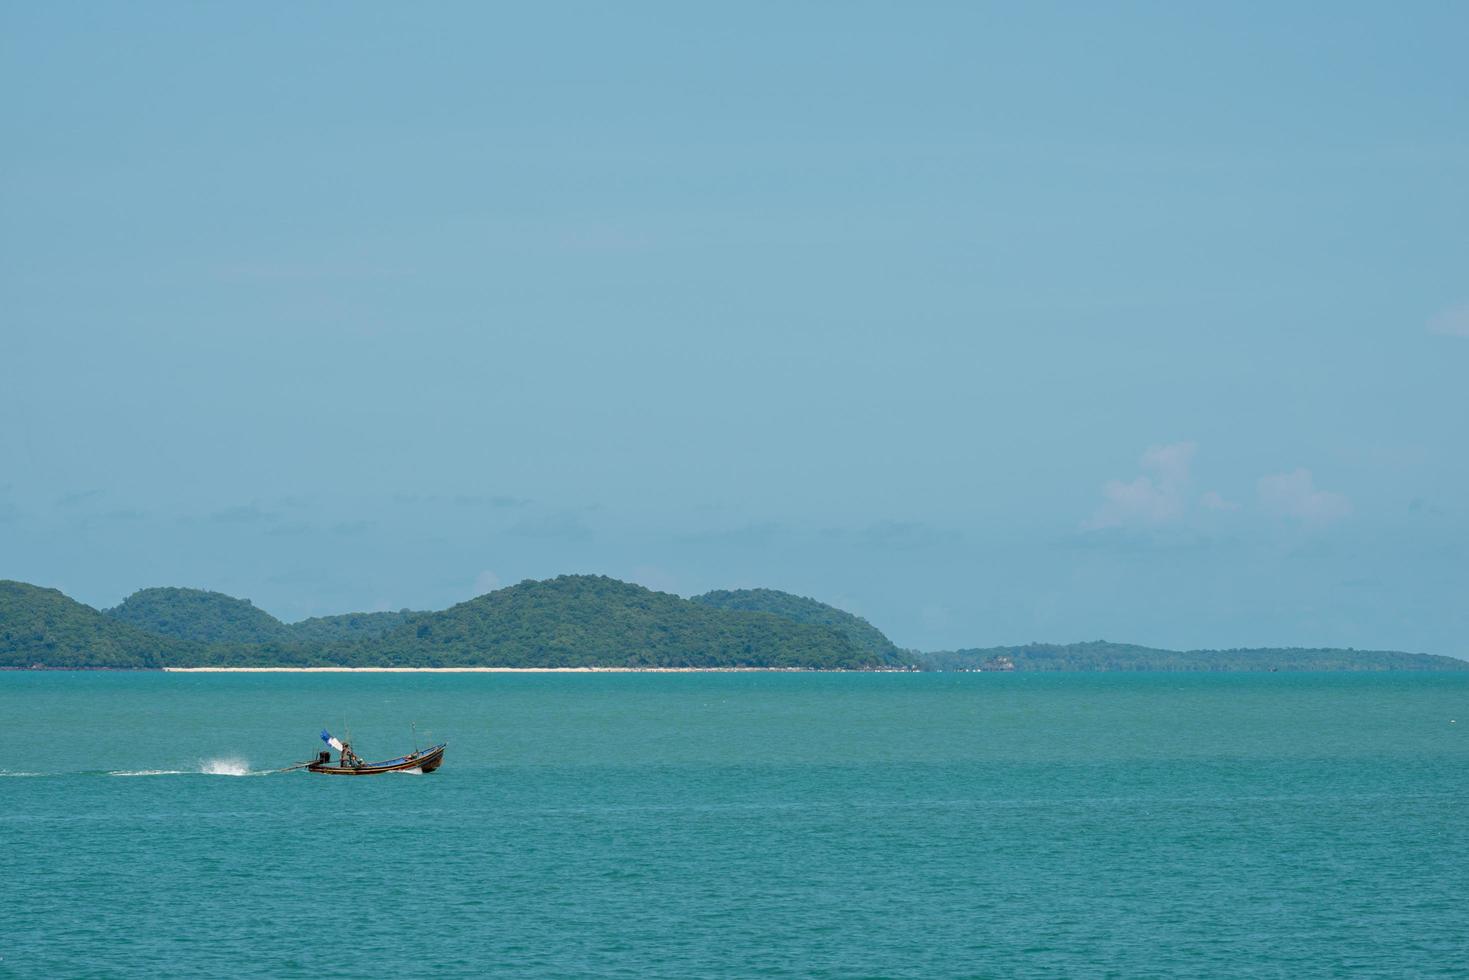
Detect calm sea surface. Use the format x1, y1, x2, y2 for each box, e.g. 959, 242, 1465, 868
2, 671, 1466, 978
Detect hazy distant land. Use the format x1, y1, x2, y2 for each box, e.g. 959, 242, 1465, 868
1, 576, 1463, 672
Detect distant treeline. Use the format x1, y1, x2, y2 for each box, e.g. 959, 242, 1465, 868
2, 577, 1463, 672
922, 641, 1468, 673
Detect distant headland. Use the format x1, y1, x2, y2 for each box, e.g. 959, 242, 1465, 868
1, 576, 1463, 672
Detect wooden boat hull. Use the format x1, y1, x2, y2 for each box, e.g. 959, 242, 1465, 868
308, 743, 446, 775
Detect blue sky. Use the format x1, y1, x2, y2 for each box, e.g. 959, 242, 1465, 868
2, 3, 1466, 655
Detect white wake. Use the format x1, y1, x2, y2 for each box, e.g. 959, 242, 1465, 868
199, 757, 253, 776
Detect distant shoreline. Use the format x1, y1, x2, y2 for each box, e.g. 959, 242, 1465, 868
160, 666, 851, 673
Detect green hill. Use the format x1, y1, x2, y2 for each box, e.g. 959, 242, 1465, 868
0, 580, 199, 668
107, 587, 290, 645
106, 587, 414, 647
326, 575, 879, 669
920, 641, 1469, 672
4, 576, 876, 669
287, 610, 416, 644
692, 588, 907, 666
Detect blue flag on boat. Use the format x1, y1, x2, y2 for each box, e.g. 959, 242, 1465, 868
321, 729, 344, 752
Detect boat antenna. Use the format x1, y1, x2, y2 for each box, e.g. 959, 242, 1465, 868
412, 721, 419, 753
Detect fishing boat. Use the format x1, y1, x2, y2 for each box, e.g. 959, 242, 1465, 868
307, 729, 447, 776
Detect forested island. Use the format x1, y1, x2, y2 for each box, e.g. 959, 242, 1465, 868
1, 577, 885, 670
1, 576, 1464, 672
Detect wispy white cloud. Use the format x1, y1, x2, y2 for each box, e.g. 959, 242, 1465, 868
1085, 442, 1196, 529
1199, 490, 1240, 512
1428, 303, 1469, 337
1141, 442, 1194, 486
1257, 468, 1352, 525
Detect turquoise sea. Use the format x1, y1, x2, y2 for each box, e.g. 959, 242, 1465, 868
2, 671, 1466, 978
